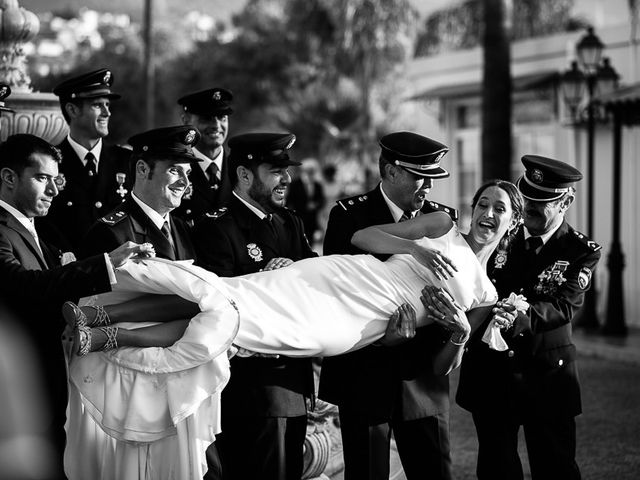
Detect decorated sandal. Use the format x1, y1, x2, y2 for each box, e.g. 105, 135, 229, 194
63, 301, 111, 329
74, 323, 119, 357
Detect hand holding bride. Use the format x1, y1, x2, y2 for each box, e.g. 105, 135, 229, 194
409, 240, 457, 280
420, 285, 471, 343
108, 241, 156, 268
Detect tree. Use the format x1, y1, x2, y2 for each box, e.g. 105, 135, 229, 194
481, 0, 512, 181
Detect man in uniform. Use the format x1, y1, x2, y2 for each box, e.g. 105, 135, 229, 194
192, 132, 316, 480
80, 125, 199, 262
173, 87, 234, 224
0, 134, 152, 479
39, 68, 132, 251
319, 131, 460, 480
456, 155, 602, 480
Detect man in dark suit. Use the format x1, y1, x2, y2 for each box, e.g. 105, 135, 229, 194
456, 155, 601, 480
319, 132, 461, 480
173, 88, 234, 225
0, 134, 152, 479
193, 133, 316, 480
81, 125, 200, 262
38, 68, 132, 251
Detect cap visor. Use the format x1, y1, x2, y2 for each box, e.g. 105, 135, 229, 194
517, 176, 564, 201
405, 166, 450, 178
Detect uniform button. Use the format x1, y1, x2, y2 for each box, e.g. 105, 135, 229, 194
95, 201, 103, 209
186, 209, 192, 215
491, 278, 496, 284
67, 201, 73, 206
558, 359, 564, 366
507, 350, 515, 358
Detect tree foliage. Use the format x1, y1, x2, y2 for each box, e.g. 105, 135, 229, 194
415, 0, 587, 57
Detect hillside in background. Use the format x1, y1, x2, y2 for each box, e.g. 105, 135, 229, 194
20, 0, 246, 23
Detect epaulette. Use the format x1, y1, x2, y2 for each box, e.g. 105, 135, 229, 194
424, 200, 458, 221
336, 194, 369, 211
98, 210, 128, 226
204, 207, 228, 220
572, 229, 601, 251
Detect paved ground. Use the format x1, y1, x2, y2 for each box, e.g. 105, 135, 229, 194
448, 353, 640, 479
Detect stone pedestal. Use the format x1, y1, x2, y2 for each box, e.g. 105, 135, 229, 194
1, 91, 68, 143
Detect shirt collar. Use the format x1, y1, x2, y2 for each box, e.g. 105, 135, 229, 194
67, 135, 103, 169
194, 147, 223, 173
233, 191, 268, 220
524, 221, 562, 246
0, 199, 36, 234
131, 192, 169, 230
379, 183, 410, 223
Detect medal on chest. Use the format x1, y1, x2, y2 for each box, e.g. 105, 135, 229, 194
247, 243, 263, 262
534, 260, 569, 295
493, 249, 508, 269
116, 172, 128, 199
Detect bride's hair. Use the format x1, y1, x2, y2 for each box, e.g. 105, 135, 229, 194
471, 179, 524, 251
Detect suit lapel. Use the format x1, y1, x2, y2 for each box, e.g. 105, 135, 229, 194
367, 187, 395, 226
232, 197, 281, 258
128, 201, 176, 260
0, 208, 49, 269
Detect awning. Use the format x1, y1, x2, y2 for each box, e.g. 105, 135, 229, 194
409, 71, 559, 101
597, 83, 640, 126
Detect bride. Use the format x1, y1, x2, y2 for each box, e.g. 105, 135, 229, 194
63, 180, 523, 480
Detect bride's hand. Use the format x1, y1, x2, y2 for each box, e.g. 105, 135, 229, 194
420, 286, 470, 339
409, 240, 457, 280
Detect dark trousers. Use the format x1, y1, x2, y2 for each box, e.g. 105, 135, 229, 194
339, 410, 452, 480
210, 415, 307, 480
472, 410, 581, 480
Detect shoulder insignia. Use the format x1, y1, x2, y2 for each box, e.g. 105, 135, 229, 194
572, 229, 602, 251
204, 207, 228, 219
424, 201, 458, 221
99, 210, 128, 226
336, 194, 368, 211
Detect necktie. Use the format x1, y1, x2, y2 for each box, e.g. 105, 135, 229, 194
161, 220, 176, 254
399, 211, 413, 222
206, 163, 221, 188
26, 220, 44, 258
525, 236, 543, 264
85, 152, 97, 177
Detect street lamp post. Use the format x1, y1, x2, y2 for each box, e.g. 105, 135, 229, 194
560, 27, 619, 329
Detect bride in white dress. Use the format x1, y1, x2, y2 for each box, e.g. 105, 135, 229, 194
63, 180, 523, 480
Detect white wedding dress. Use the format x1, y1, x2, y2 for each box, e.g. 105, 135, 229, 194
64, 226, 497, 480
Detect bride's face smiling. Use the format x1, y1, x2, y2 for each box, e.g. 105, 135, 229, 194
469, 186, 514, 246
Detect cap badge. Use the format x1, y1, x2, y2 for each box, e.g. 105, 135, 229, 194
285, 135, 296, 149
0, 86, 7, 98
103, 71, 112, 84
212, 91, 222, 101
247, 243, 263, 262
434, 151, 445, 163
531, 169, 544, 184
185, 129, 197, 144
577, 267, 592, 290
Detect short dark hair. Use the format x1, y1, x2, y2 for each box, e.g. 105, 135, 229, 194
471, 179, 524, 251
0, 134, 62, 176
59, 98, 83, 124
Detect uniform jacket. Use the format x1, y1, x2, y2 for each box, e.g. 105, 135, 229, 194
38, 139, 132, 251
80, 199, 196, 261
318, 186, 456, 420
0, 206, 112, 439
456, 221, 601, 418
192, 194, 316, 417
173, 153, 233, 226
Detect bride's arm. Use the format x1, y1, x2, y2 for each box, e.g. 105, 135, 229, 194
351, 212, 456, 275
